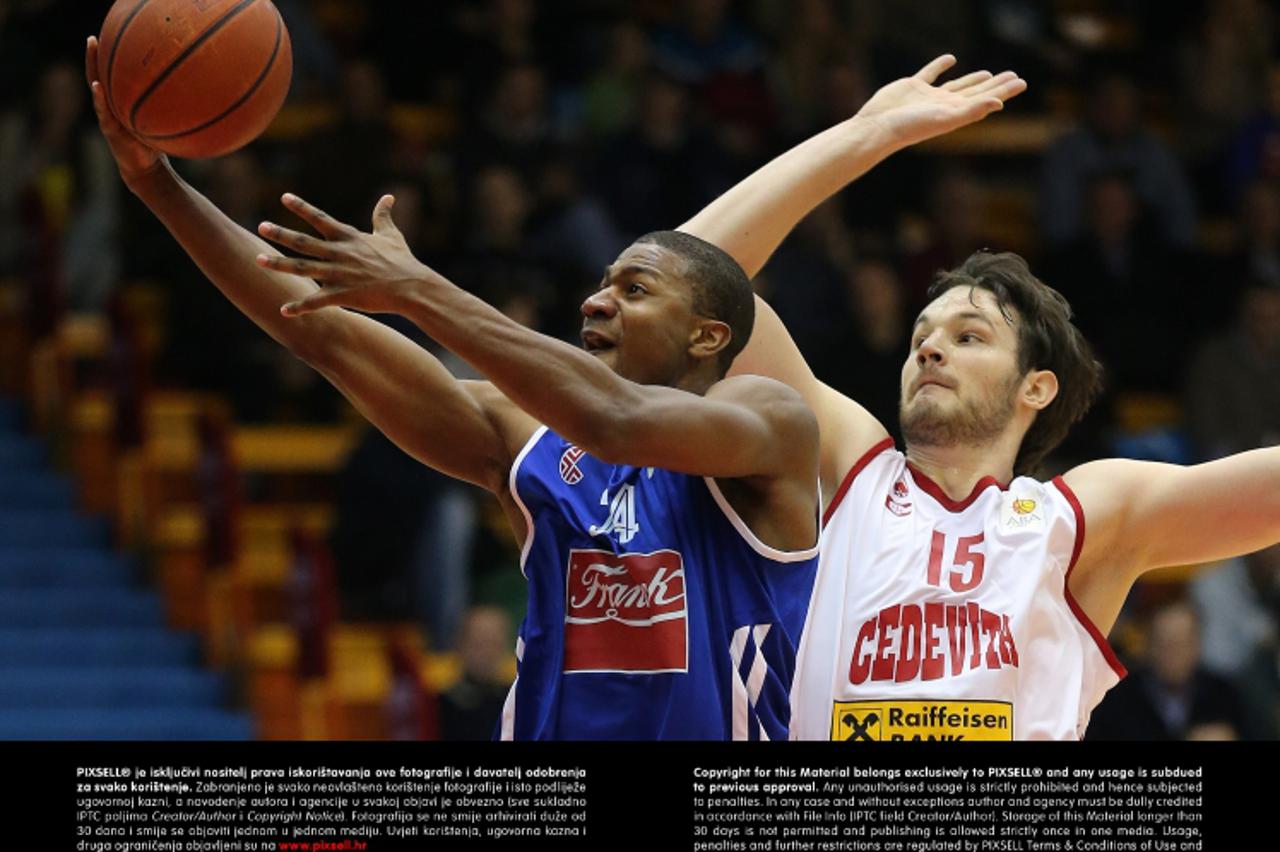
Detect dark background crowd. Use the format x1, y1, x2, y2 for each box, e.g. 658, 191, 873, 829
2, 0, 1278, 740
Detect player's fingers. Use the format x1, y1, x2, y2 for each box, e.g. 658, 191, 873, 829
970, 71, 1022, 99
280, 193, 353, 240
88, 81, 123, 133
915, 54, 956, 85
941, 70, 992, 93
86, 36, 99, 87
258, 221, 336, 259
281, 290, 347, 318
987, 77, 1028, 103
371, 194, 399, 236
255, 252, 336, 281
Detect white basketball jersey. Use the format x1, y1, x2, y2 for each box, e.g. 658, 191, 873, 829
791, 440, 1126, 741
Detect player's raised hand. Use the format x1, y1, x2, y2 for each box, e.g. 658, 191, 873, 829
855, 55, 1027, 150
85, 35, 166, 189
257, 194, 437, 317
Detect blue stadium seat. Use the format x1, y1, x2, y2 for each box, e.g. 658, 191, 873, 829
0, 667, 231, 708
0, 708, 255, 740
0, 628, 200, 667
0, 589, 165, 628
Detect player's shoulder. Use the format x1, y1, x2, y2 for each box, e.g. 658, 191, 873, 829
1059, 457, 1151, 505
707, 374, 818, 429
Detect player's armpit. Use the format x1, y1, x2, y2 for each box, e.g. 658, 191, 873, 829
729, 297, 890, 500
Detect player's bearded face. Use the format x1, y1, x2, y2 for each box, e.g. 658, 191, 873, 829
899, 365, 1021, 448
898, 287, 1025, 449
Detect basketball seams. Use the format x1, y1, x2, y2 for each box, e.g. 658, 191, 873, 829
139, 7, 285, 143
104, 0, 154, 123
127, 0, 262, 132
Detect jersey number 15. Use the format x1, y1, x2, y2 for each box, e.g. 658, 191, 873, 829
926, 531, 985, 592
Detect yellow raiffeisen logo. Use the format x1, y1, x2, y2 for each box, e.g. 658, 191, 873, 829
830, 700, 1013, 741
1012, 499, 1036, 515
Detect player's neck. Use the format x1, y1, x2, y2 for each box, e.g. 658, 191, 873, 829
903, 442, 1017, 500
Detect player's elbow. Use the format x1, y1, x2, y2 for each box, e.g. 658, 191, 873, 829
283, 312, 350, 372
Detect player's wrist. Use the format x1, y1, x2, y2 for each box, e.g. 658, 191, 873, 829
124, 154, 175, 200
844, 113, 908, 156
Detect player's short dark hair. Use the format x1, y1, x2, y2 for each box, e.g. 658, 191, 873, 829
928, 252, 1104, 476
635, 230, 755, 376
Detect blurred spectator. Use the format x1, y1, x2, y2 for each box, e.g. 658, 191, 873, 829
767, 0, 858, 136
901, 168, 994, 313
0, 61, 120, 324
1186, 280, 1280, 460
1207, 180, 1280, 324
329, 424, 481, 650
298, 59, 399, 224
273, 0, 340, 98
851, 0, 978, 81
1177, 0, 1273, 204
594, 73, 729, 238
530, 157, 626, 285
1191, 545, 1280, 684
650, 0, 765, 86
1049, 168, 1189, 394
1087, 599, 1248, 740
582, 20, 651, 139
802, 60, 923, 241
1041, 71, 1197, 252
438, 606, 514, 740
816, 256, 910, 438
450, 165, 557, 330
760, 199, 854, 369
1226, 60, 1280, 206
461, 63, 556, 186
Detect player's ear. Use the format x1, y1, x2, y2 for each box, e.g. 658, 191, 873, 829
689, 318, 732, 362
1021, 369, 1058, 411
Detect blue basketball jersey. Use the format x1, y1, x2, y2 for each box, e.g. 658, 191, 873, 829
499, 426, 819, 740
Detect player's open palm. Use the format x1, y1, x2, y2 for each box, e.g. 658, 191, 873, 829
856, 55, 1026, 150
84, 36, 166, 188
256, 193, 434, 317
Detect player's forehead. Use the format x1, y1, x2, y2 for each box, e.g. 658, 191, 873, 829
915, 286, 1016, 335
608, 242, 682, 278
604, 242, 692, 300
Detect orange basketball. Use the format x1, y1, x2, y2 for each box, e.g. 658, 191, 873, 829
98, 0, 292, 159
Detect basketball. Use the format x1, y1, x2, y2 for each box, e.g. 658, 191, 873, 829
97, 0, 293, 159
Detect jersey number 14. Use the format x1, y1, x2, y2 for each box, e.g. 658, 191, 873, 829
590, 484, 640, 544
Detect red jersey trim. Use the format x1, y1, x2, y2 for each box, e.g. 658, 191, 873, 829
1052, 475, 1128, 681
904, 464, 1005, 513
822, 437, 896, 528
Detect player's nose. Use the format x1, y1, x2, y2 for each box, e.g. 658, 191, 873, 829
581, 289, 618, 319
916, 331, 946, 365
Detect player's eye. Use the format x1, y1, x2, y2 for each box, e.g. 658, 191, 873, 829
958, 332, 982, 344
627, 283, 646, 295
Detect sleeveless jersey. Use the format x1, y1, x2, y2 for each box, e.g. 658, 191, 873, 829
791, 440, 1126, 741
501, 426, 819, 740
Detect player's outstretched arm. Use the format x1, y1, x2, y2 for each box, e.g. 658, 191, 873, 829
679, 56, 1025, 493
260, 195, 819, 483
1062, 448, 1280, 633
85, 36, 526, 493
681, 57, 1024, 280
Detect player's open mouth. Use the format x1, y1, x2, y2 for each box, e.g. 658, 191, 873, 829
581, 330, 616, 352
